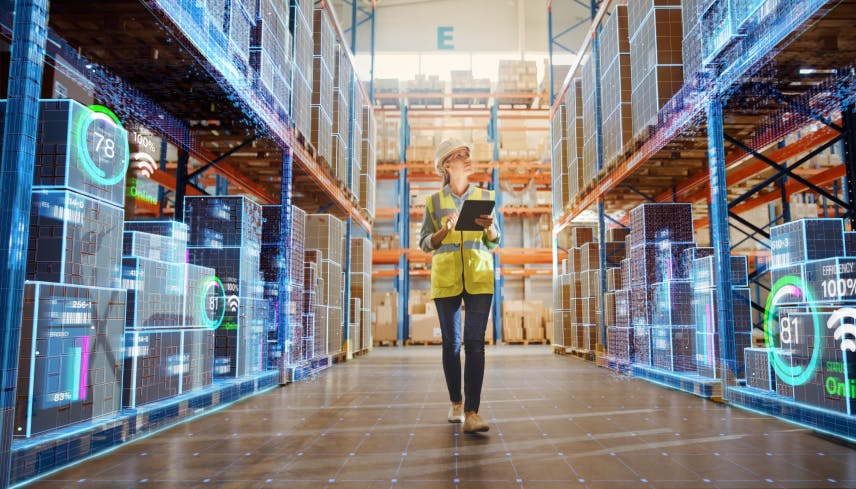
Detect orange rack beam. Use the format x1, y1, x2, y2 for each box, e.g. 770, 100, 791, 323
664, 124, 842, 206
374, 206, 552, 220
694, 164, 845, 229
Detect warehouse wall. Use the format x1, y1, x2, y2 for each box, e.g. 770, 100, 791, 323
331, 0, 589, 54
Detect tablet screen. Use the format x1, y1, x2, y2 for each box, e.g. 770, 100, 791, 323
455, 200, 496, 231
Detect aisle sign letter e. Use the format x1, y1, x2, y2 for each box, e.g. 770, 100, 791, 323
437, 26, 454, 50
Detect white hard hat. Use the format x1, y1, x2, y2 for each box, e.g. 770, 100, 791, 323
434, 138, 471, 176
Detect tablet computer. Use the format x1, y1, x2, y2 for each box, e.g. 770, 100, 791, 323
455, 199, 496, 231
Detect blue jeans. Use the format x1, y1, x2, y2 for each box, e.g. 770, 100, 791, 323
434, 292, 493, 413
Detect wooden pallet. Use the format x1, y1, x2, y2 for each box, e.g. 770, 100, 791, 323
373, 339, 399, 347
353, 348, 370, 357
294, 128, 317, 161
504, 338, 549, 345
331, 352, 347, 364
569, 348, 595, 361
405, 339, 443, 346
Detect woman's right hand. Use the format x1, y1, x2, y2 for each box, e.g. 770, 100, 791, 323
432, 213, 458, 248
444, 213, 458, 233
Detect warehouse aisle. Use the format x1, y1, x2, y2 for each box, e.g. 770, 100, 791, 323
38, 347, 856, 489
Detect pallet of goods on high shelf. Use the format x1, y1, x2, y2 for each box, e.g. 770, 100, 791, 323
311, 5, 335, 168
450, 70, 491, 108
155, 0, 253, 82
406, 134, 436, 163
332, 43, 352, 185
375, 111, 400, 162
251, 0, 293, 118
406, 74, 444, 108
374, 78, 401, 108
599, 3, 633, 168
496, 59, 538, 108
580, 47, 598, 192
565, 78, 584, 203
372, 234, 401, 251
543, 60, 571, 99
350, 88, 364, 196
290, 0, 314, 145
359, 104, 377, 219
628, 0, 683, 141
551, 102, 569, 214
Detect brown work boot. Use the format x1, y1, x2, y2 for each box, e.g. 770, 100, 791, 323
462, 411, 489, 433
448, 402, 464, 423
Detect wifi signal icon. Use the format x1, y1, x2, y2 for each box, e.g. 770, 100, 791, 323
130, 152, 157, 178
227, 295, 240, 313
826, 308, 856, 352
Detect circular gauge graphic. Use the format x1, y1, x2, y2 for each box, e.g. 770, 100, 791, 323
763, 275, 822, 386
199, 276, 226, 330
76, 106, 130, 186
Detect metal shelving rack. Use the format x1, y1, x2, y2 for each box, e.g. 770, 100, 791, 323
373, 94, 552, 344
0, 0, 376, 485
549, 0, 856, 440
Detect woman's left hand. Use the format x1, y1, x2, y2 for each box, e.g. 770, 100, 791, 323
474, 214, 493, 229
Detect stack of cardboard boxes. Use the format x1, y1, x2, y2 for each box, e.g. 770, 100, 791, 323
408, 289, 440, 343
582, 228, 627, 352
405, 134, 436, 162
581, 46, 598, 192
359, 104, 377, 219
496, 59, 538, 106
372, 291, 399, 344
565, 78, 584, 204
502, 301, 548, 343
551, 102, 569, 215
450, 70, 491, 107
306, 214, 346, 356
373, 234, 402, 251
375, 110, 400, 161
373, 78, 401, 108
599, 4, 633, 167
406, 74, 444, 107
311, 6, 335, 167
628, 0, 684, 139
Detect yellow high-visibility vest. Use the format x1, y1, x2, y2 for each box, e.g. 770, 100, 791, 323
425, 187, 496, 298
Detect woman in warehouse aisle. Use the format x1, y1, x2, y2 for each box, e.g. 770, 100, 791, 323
419, 138, 501, 434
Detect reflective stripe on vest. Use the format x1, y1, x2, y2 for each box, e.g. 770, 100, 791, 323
426, 186, 495, 299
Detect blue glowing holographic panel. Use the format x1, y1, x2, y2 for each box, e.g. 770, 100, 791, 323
30, 100, 129, 207
770, 219, 844, 270
184, 195, 263, 249
15, 282, 126, 438
122, 257, 185, 329
27, 189, 123, 289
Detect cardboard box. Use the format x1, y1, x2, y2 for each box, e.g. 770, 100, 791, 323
523, 315, 545, 340
409, 314, 440, 342
372, 291, 399, 342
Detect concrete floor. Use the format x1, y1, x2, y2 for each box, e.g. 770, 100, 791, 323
36, 346, 856, 489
